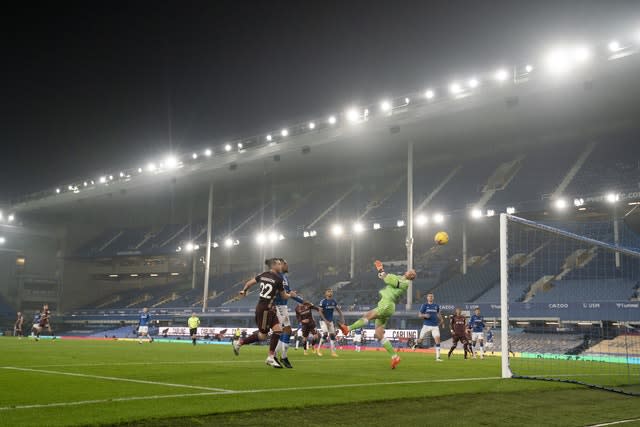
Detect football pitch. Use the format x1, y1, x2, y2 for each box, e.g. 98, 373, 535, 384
0, 338, 638, 427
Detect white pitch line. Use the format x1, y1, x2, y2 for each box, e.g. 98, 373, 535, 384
0, 376, 500, 411
586, 418, 640, 427
1, 367, 232, 393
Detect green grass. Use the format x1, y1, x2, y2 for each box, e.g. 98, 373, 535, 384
0, 337, 637, 427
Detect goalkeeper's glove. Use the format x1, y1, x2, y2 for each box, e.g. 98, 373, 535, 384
374, 260, 384, 273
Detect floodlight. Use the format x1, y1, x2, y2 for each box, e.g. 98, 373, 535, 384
255, 233, 266, 245
192, 153, 198, 159
416, 214, 428, 226
224, 144, 232, 152
130, 274, 139, 277
404, 97, 410, 104
525, 64, 533, 73
328, 116, 337, 125
68, 185, 73, 191
353, 222, 365, 234
55, 188, 60, 194
494, 69, 509, 82
0, 237, 5, 244
572, 45, 591, 62
204, 148, 212, 157
278, 234, 285, 241
303, 231, 310, 238
380, 100, 392, 112
224, 238, 234, 248
331, 224, 344, 237
268, 231, 278, 243
119, 171, 125, 178
146, 163, 157, 172
449, 82, 462, 94
468, 78, 479, 88
90, 180, 95, 185
185, 242, 195, 252
608, 40, 621, 52
606, 192, 620, 204
506, 207, 516, 214
237, 142, 243, 149
266, 134, 273, 141
433, 213, 444, 224
309, 230, 317, 237
137, 168, 143, 174
99, 176, 107, 184
346, 108, 359, 122
486, 209, 495, 217
396, 219, 405, 227
425, 89, 435, 99
8, 214, 14, 222
212, 242, 219, 248
471, 208, 483, 219
554, 198, 567, 210
308, 122, 316, 130
281, 129, 289, 137
573, 198, 584, 207
83, 181, 88, 187
373, 223, 381, 230
545, 48, 572, 74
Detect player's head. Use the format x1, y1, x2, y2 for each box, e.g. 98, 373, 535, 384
325, 288, 333, 298
265, 258, 282, 272
43, 304, 48, 310
191, 312, 197, 317
404, 269, 416, 280
427, 293, 434, 304
17, 311, 21, 317
454, 307, 462, 315
474, 307, 481, 315
278, 258, 289, 273
143, 307, 148, 313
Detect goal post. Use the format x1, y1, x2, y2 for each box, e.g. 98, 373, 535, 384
499, 213, 640, 395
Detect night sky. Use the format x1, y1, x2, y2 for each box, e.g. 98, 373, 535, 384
1, 1, 638, 199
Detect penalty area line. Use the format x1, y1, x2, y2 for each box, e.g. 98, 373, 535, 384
1, 367, 233, 393
0, 376, 501, 411
586, 418, 640, 427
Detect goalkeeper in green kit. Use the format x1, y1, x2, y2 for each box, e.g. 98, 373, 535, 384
340, 260, 416, 369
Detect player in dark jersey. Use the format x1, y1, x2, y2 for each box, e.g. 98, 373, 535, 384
295, 301, 324, 355
233, 258, 298, 368
447, 307, 471, 360
33, 304, 54, 340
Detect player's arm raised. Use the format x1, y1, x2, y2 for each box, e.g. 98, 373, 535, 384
239, 278, 257, 297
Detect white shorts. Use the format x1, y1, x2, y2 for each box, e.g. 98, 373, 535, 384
275, 305, 291, 328
472, 332, 484, 341
419, 325, 440, 340
138, 326, 149, 335
486, 341, 494, 348
354, 335, 362, 343
321, 321, 336, 335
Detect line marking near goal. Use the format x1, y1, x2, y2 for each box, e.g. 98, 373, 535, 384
1, 367, 233, 393
0, 376, 501, 411
586, 418, 640, 427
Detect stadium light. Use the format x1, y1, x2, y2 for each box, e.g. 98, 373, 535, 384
416, 214, 428, 226
346, 108, 360, 122
119, 171, 125, 178
506, 207, 516, 215
309, 230, 317, 237
266, 134, 273, 142
525, 64, 534, 73
606, 192, 620, 204
467, 77, 479, 88
572, 45, 591, 62
237, 143, 243, 150
224, 144, 232, 152
308, 122, 316, 130
0, 237, 5, 245
608, 40, 621, 52
380, 100, 392, 112
204, 148, 212, 157
554, 198, 568, 210
83, 181, 88, 187
185, 242, 195, 252
255, 233, 266, 245
396, 219, 405, 227
278, 234, 285, 241
137, 168, 143, 174
99, 176, 107, 184
212, 242, 219, 248
449, 82, 462, 95
574, 198, 585, 207
433, 213, 444, 224
8, 214, 14, 222
165, 155, 178, 169
146, 163, 157, 172
373, 223, 381, 230
486, 209, 496, 217
281, 129, 289, 137
425, 89, 435, 99
494, 68, 509, 82
68, 185, 74, 191
192, 153, 198, 159
303, 231, 310, 238
328, 115, 337, 125
224, 238, 234, 248
471, 208, 483, 219
55, 188, 60, 194
331, 224, 344, 237
268, 231, 279, 243
353, 222, 365, 234
544, 46, 591, 74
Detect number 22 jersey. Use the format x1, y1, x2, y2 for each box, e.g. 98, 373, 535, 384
255, 271, 284, 306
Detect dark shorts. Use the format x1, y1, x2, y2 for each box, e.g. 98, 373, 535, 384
301, 321, 317, 338
255, 302, 278, 334
452, 334, 469, 346
189, 328, 197, 336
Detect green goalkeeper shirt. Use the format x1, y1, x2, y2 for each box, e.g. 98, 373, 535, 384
378, 273, 410, 304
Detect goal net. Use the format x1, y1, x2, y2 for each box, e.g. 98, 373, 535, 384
500, 214, 640, 395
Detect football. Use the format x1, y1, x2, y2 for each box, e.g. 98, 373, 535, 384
434, 231, 449, 245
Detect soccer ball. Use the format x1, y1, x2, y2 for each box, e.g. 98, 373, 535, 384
434, 231, 449, 246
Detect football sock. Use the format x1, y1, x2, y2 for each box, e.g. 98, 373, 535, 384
349, 318, 367, 331
435, 344, 441, 358
241, 333, 260, 346
380, 338, 395, 356
269, 332, 281, 354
